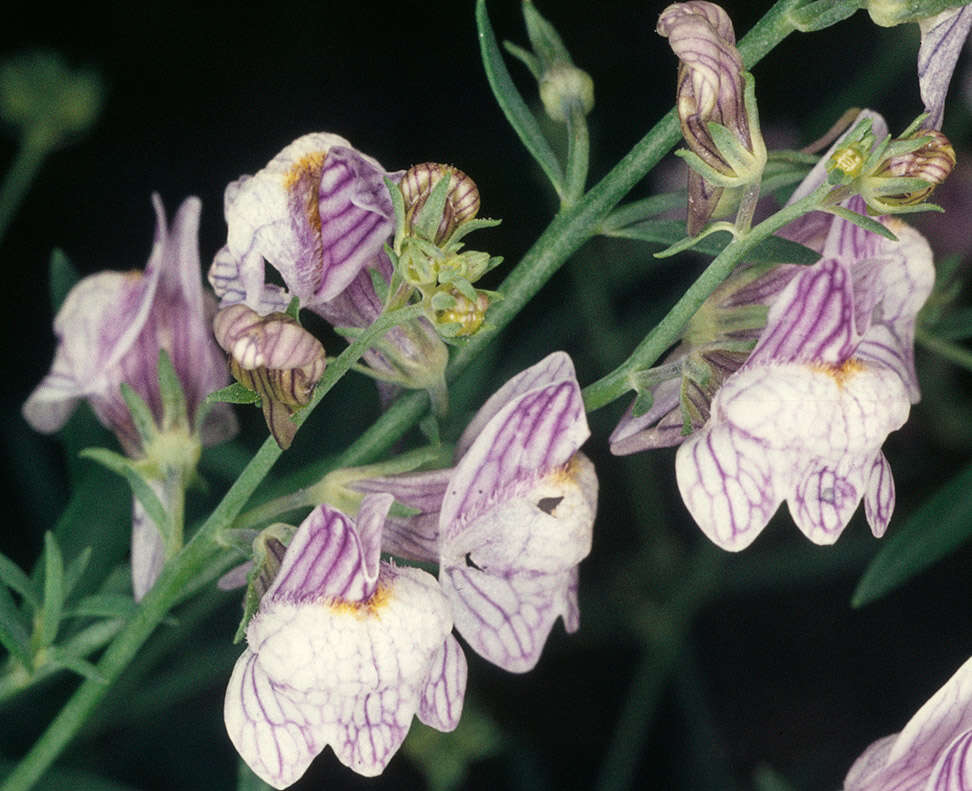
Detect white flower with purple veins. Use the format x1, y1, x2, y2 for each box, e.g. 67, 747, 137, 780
675, 212, 935, 551
844, 655, 972, 790
208, 132, 400, 313
225, 494, 466, 788
359, 352, 598, 672
23, 195, 236, 598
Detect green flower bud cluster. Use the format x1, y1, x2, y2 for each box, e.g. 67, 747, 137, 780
387, 163, 502, 340
826, 115, 956, 215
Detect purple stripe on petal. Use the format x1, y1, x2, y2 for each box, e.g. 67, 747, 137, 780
675, 422, 781, 551
926, 727, 972, 790
918, 7, 972, 129
864, 452, 895, 538
788, 456, 867, 544
747, 258, 856, 367
417, 634, 468, 732
267, 504, 374, 603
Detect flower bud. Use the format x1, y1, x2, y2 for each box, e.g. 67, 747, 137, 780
401, 163, 480, 246
866, 0, 964, 27
434, 289, 491, 337
539, 63, 595, 123
879, 129, 956, 204
213, 304, 326, 449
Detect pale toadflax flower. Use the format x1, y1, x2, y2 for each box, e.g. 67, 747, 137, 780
844, 655, 972, 790
23, 194, 236, 598
224, 494, 466, 788
356, 352, 598, 672
207, 132, 400, 314
675, 207, 935, 550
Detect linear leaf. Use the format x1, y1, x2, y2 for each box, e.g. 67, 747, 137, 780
41, 532, 65, 648
64, 593, 137, 621
852, 461, 972, 607
63, 547, 93, 600
476, 0, 564, 196
0, 583, 33, 668
80, 448, 169, 542
0, 551, 41, 610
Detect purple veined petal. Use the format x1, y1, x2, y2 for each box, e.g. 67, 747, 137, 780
926, 727, 972, 790
442, 360, 589, 542
131, 482, 167, 602
844, 734, 896, 790
208, 245, 292, 313
864, 452, 895, 538
353, 492, 392, 583
224, 649, 325, 790
266, 498, 390, 604
887, 657, 972, 769
455, 351, 580, 458
746, 258, 857, 368
822, 194, 884, 269
787, 454, 870, 544
675, 421, 782, 551
417, 634, 468, 732
353, 469, 451, 563
918, 7, 972, 130
609, 376, 683, 455
440, 564, 576, 673
330, 689, 412, 777
563, 567, 580, 633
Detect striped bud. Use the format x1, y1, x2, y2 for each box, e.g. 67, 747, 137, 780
880, 129, 956, 205
214, 304, 326, 449
401, 163, 480, 245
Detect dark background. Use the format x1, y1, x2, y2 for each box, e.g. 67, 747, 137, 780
2, 2, 971, 789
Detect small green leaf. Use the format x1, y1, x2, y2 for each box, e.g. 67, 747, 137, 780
40, 532, 65, 647
413, 170, 452, 242
476, 0, 564, 197
284, 296, 301, 322
824, 206, 899, 241
368, 264, 390, 304
157, 350, 188, 431
0, 584, 33, 669
631, 389, 655, 418
0, 551, 41, 610
63, 547, 92, 600
80, 448, 169, 540
63, 593, 137, 621
120, 383, 158, 446
45, 649, 107, 684
205, 382, 261, 406
49, 247, 81, 314
852, 461, 972, 607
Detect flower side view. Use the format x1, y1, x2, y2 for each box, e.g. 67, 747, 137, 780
225, 494, 466, 788
208, 132, 400, 313
675, 208, 935, 550
356, 351, 598, 672
844, 654, 972, 790
23, 194, 236, 597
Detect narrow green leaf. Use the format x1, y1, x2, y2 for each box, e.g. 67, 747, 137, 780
49, 248, 81, 314
45, 650, 107, 684
0, 583, 33, 668
824, 206, 899, 241
205, 382, 261, 406
157, 349, 188, 431
609, 219, 820, 265
40, 532, 65, 647
62, 546, 92, 600
284, 296, 301, 322
852, 461, 972, 607
0, 551, 41, 610
63, 593, 137, 621
120, 383, 158, 446
476, 0, 564, 196
413, 169, 452, 241
80, 448, 169, 541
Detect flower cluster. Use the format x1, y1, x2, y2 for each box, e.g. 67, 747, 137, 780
226, 352, 598, 785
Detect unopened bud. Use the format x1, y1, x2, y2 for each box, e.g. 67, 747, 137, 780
401, 163, 479, 245
435, 290, 490, 337
539, 63, 595, 123
213, 304, 326, 449
884, 129, 956, 198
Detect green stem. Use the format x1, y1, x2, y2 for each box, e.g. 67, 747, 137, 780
582, 184, 829, 411
0, 136, 49, 249
916, 326, 972, 372
563, 100, 590, 208
3, 2, 807, 785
